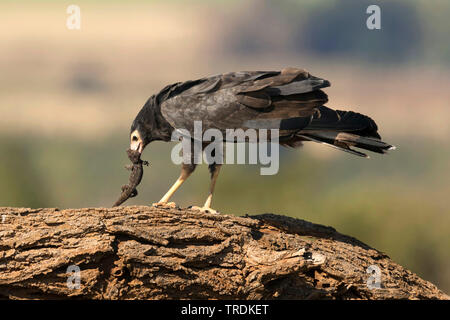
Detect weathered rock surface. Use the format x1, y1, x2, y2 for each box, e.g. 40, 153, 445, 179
0, 206, 448, 300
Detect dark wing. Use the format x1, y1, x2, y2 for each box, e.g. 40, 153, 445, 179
159, 68, 329, 139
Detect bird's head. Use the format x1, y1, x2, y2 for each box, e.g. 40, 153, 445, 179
129, 97, 158, 154
130, 107, 153, 154
130, 120, 154, 154
129, 94, 174, 154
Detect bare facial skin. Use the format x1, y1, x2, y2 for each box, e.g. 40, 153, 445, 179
130, 129, 144, 153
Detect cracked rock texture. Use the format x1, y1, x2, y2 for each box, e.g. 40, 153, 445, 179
0, 206, 448, 300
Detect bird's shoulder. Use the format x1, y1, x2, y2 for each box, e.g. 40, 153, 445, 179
158, 68, 316, 102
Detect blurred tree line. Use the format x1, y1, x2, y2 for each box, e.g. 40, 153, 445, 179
226, 0, 450, 65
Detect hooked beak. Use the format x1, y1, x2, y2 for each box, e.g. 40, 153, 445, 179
130, 141, 144, 154
130, 129, 144, 154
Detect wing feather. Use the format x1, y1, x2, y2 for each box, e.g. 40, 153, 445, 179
160, 68, 329, 136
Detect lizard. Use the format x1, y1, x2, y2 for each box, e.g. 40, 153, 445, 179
113, 148, 149, 207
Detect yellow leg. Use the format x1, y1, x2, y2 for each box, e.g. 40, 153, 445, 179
191, 164, 222, 214
203, 165, 221, 209
153, 164, 195, 208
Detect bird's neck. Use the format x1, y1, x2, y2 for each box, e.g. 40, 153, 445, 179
146, 94, 174, 142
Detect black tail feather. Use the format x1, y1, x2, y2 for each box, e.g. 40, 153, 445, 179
298, 134, 370, 157
296, 105, 394, 157
305, 106, 381, 139
299, 131, 395, 158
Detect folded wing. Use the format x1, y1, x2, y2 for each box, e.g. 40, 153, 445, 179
160, 67, 329, 136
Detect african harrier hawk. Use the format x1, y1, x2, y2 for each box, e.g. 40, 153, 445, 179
129, 68, 394, 213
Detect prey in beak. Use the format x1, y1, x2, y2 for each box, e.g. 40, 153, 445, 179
130, 129, 144, 154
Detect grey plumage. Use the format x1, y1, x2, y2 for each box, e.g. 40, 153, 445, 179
132, 67, 394, 157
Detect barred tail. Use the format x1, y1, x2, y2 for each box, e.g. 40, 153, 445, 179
298, 106, 395, 158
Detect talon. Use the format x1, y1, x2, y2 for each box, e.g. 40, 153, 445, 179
152, 202, 177, 208
190, 206, 220, 215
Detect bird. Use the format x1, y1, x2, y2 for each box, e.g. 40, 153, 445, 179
129, 67, 394, 213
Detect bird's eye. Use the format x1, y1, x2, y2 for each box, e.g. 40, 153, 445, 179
132, 136, 138, 142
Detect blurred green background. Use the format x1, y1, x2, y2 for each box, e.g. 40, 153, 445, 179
1, 0, 449, 293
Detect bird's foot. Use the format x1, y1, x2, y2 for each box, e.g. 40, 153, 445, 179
189, 206, 220, 215
152, 201, 177, 209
